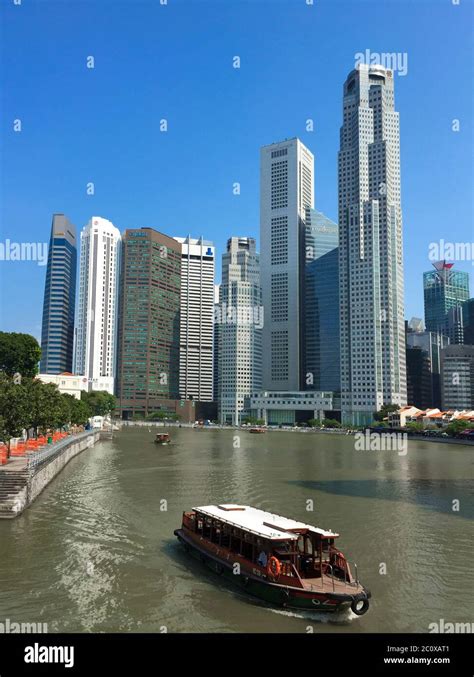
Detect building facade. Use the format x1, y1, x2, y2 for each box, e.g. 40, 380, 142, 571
260, 138, 314, 391
423, 261, 469, 336
338, 64, 406, 424
462, 298, 474, 345
74, 216, 121, 394
441, 344, 474, 410
40, 214, 77, 374
174, 237, 215, 402
217, 237, 262, 424
405, 347, 432, 410
304, 208, 340, 393
246, 390, 336, 426
406, 322, 449, 408
116, 228, 181, 418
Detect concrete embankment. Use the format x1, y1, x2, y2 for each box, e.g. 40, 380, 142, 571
0, 431, 101, 519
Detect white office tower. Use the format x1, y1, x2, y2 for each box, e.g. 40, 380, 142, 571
174, 236, 215, 401
218, 237, 262, 424
74, 217, 121, 394
338, 65, 406, 425
260, 138, 314, 390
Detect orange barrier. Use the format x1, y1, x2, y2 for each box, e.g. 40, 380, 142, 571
0, 449, 7, 465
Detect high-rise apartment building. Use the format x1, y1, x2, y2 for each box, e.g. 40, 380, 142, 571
338, 64, 406, 424
174, 236, 215, 402
40, 214, 77, 374
116, 228, 181, 418
260, 138, 314, 390
74, 216, 121, 394
304, 208, 340, 393
217, 237, 262, 424
424, 261, 469, 336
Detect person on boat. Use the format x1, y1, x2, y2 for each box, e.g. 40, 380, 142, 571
257, 550, 268, 567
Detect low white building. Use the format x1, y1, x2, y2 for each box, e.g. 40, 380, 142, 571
38, 373, 88, 399
38, 373, 115, 397
246, 390, 335, 426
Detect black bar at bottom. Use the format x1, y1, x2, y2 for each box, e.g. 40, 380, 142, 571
0, 633, 471, 675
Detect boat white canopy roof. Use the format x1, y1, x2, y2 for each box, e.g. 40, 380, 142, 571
192, 504, 338, 541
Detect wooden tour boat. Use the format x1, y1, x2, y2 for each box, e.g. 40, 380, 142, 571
249, 426, 266, 434
174, 504, 371, 614
154, 433, 171, 445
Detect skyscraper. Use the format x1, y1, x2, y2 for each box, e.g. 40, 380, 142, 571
40, 214, 77, 374
406, 318, 449, 408
213, 283, 220, 401
424, 261, 469, 336
74, 216, 121, 394
304, 208, 340, 393
217, 237, 262, 424
116, 228, 181, 418
462, 298, 474, 345
441, 344, 474, 410
338, 64, 406, 424
174, 236, 215, 402
260, 138, 314, 390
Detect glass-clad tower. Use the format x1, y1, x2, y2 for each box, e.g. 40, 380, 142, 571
40, 214, 77, 374
423, 261, 469, 336
304, 208, 340, 393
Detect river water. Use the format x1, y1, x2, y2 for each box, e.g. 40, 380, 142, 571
0, 428, 472, 633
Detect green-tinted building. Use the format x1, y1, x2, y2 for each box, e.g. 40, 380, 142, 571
423, 261, 469, 336
117, 228, 182, 419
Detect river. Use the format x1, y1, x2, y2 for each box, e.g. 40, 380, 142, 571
0, 428, 472, 633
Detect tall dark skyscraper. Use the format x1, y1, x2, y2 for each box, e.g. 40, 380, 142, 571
116, 228, 181, 419
40, 214, 77, 374
462, 299, 474, 345
423, 261, 469, 336
304, 208, 340, 393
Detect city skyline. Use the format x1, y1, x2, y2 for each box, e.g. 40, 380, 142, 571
1, 0, 472, 339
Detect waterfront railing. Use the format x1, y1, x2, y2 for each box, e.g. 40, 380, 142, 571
26, 431, 97, 472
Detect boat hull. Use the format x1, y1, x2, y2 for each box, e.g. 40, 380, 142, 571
174, 528, 365, 612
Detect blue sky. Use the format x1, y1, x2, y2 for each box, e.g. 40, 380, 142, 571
0, 0, 472, 339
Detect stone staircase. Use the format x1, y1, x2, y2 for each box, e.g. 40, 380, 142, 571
0, 469, 30, 518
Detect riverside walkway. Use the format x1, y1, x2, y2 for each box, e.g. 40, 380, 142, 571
0, 431, 100, 518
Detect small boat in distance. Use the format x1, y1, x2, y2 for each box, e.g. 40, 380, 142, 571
249, 426, 266, 434
174, 504, 371, 614
154, 433, 171, 445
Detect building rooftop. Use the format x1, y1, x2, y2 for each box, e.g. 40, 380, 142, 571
193, 504, 338, 541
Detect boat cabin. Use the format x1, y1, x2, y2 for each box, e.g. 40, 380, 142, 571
182, 504, 355, 584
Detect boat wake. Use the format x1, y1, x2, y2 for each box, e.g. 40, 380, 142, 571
267, 605, 358, 625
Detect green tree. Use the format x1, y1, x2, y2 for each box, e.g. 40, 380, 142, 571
445, 419, 474, 437
322, 418, 341, 428
25, 379, 67, 436
405, 422, 424, 433
81, 390, 117, 417
0, 374, 30, 457
308, 419, 321, 428
0, 332, 41, 378
63, 394, 92, 427
374, 404, 399, 422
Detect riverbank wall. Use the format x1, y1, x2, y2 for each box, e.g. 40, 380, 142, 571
0, 431, 101, 519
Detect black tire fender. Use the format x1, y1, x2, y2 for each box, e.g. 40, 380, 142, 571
351, 595, 369, 616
